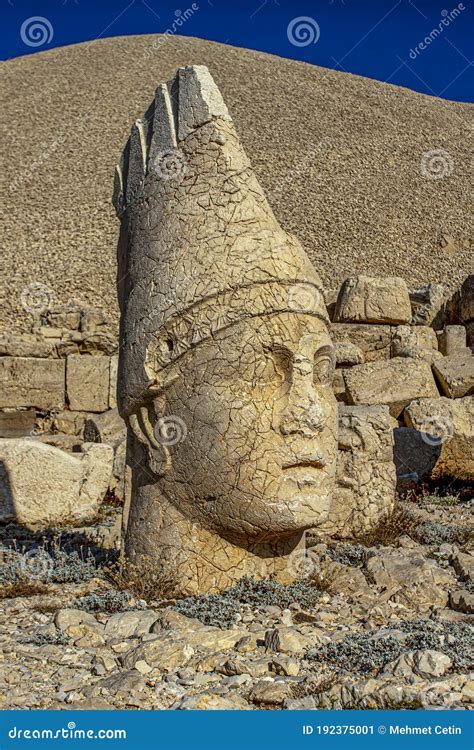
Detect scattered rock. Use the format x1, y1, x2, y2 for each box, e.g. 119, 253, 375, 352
249, 679, 291, 706
67, 355, 111, 412
334, 276, 411, 324
331, 323, 393, 361
0, 439, 113, 526
432, 354, 474, 399
344, 357, 439, 417
365, 549, 454, 611
0, 357, 65, 409
409, 283, 445, 327
404, 396, 473, 479
449, 590, 474, 614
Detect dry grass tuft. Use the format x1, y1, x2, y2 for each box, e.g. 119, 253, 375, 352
0, 580, 51, 600
104, 555, 177, 602
358, 505, 418, 547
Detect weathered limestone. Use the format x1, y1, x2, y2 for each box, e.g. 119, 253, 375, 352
365, 548, 454, 611
330, 323, 392, 362
318, 405, 396, 538
403, 396, 473, 479
114, 66, 341, 594
334, 342, 364, 367
0, 357, 65, 409
446, 275, 473, 347
0, 335, 53, 358
391, 325, 441, 364
438, 326, 468, 356
67, 355, 110, 412
409, 283, 445, 327
343, 357, 439, 417
0, 410, 36, 438
0, 439, 113, 527
432, 354, 474, 399
334, 276, 411, 324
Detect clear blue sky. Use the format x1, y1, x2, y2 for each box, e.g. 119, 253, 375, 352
2, 0, 473, 102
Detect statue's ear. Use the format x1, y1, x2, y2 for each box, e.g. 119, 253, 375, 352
128, 400, 171, 477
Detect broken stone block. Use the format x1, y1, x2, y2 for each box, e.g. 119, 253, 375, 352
365, 548, 454, 611
432, 353, 474, 398
438, 325, 468, 356
331, 323, 393, 361
0, 409, 36, 438
334, 275, 412, 324
51, 410, 89, 436
317, 405, 396, 538
67, 355, 110, 412
445, 275, 473, 347
0, 334, 53, 358
391, 325, 441, 364
404, 396, 473, 480
0, 439, 113, 527
45, 304, 82, 331
109, 355, 118, 408
409, 283, 445, 327
80, 308, 109, 335
449, 590, 474, 614
343, 357, 439, 417
334, 342, 364, 367
0, 357, 65, 410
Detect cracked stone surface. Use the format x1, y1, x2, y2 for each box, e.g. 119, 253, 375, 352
114, 66, 341, 595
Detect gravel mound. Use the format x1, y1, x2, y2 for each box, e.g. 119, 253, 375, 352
2, 34, 472, 334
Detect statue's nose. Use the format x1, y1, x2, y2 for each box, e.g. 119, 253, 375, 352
279, 362, 326, 438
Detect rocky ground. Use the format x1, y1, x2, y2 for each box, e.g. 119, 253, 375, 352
1, 489, 472, 711
2, 35, 473, 335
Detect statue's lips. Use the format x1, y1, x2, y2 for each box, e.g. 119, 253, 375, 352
281, 458, 326, 470
281, 459, 327, 483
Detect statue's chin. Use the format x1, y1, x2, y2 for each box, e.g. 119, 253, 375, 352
210, 490, 332, 545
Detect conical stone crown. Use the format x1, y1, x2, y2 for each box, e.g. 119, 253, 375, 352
114, 65, 328, 415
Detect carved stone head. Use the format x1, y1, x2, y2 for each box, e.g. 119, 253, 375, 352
114, 66, 337, 593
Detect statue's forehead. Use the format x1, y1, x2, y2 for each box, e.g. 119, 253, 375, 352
217, 312, 332, 351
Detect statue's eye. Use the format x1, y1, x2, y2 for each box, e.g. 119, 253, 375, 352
255, 347, 290, 385
313, 353, 335, 385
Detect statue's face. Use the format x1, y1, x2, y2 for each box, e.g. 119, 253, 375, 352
150, 312, 338, 542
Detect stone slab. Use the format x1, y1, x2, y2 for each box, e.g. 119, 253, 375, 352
67, 355, 110, 412
0, 357, 65, 409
